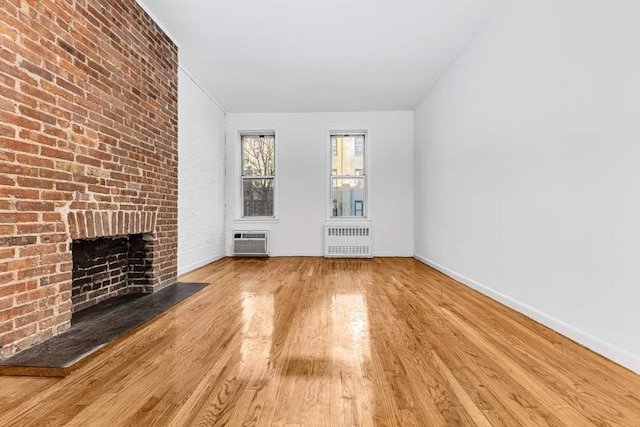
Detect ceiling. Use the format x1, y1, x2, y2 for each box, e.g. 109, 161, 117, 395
138, 0, 502, 113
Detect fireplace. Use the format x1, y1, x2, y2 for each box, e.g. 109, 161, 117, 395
72, 234, 153, 314
0, 0, 178, 359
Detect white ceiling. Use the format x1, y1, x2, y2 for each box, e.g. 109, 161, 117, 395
139, 0, 502, 113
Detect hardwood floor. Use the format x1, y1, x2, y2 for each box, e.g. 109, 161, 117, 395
0, 257, 638, 426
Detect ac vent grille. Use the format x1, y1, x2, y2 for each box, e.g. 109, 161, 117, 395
233, 231, 269, 257
324, 224, 372, 258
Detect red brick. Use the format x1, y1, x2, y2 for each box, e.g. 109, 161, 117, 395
0, 225, 15, 235
0, 322, 37, 345
18, 129, 58, 146
0, 161, 29, 175
40, 146, 74, 161
3, 139, 39, 154
0, 187, 40, 201
0, 297, 12, 310
16, 154, 53, 169
55, 76, 84, 96
0, 60, 37, 86
14, 312, 38, 327
19, 59, 55, 81
48, 272, 71, 286
19, 243, 56, 258
54, 181, 85, 192
0, 248, 14, 259
15, 287, 54, 305
0, 109, 42, 130
0, 148, 15, 163
0, 302, 37, 322
15, 200, 54, 211
16, 176, 53, 189
0, 321, 12, 335
0, 86, 38, 110
39, 233, 67, 244
18, 105, 57, 125
0, 212, 38, 223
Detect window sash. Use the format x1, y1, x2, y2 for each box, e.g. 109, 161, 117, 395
330, 134, 365, 177
242, 177, 274, 217
241, 134, 275, 177
330, 177, 366, 218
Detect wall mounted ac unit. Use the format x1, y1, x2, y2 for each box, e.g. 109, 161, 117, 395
324, 224, 372, 258
233, 231, 269, 257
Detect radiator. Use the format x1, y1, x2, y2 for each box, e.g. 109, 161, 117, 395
324, 224, 373, 258
233, 231, 269, 257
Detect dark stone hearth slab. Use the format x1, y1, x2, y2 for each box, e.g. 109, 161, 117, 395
0, 282, 206, 377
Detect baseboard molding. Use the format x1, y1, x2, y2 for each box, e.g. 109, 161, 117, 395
269, 252, 324, 257
374, 252, 414, 258
221, 252, 414, 258
414, 254, 640, 375
177, 252, 226, 276
269, 252, 415, 258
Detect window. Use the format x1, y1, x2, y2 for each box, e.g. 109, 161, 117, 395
241, 134, 275, 217
330, 134, 366, 218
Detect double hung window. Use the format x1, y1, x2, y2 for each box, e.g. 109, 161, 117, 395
241, 134, 275, 217
330, 134, 366, 218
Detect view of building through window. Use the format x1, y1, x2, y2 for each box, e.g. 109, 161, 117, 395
330, 134, 365, 217
242, 134, 275, 217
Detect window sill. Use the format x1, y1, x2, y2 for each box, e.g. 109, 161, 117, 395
326, 218, 371, 222
234, 218, 280, 224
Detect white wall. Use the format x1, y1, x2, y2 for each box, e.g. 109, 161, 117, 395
226, 112, 414, 257
413, 0, 640, 373
177, 67, 227, 275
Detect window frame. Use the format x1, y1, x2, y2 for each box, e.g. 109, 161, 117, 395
326, 129, 370, 220
238, 131, 277, 220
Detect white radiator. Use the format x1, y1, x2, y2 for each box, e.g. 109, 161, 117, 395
324, 224, 373, 258
233, 231, 269, 257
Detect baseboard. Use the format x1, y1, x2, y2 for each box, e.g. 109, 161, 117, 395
268, 252, 324, 257
374, 252, 414, 257
219, 252, 414, 258
269, 252, 415, 258
414, 254, 640, 375
177, 252, 226, 276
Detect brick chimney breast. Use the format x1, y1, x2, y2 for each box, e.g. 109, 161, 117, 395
0, 0, 178, 358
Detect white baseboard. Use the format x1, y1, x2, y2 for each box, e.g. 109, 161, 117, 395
177, 252, 226, 276
269, 252, 415, 258
269, 252, 324, 257
414, 254, 640, 375
374, 252, 414, 257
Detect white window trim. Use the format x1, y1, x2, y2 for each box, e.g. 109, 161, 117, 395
326, 128, 372, 221
235, 130, 279, 221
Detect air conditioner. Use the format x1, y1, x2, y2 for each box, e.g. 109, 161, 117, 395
233, 231, 269, 257
324, 224, 372, 258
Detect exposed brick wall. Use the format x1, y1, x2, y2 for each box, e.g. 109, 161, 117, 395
0, 0, 178, 358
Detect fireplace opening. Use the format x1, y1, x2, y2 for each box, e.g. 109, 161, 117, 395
71, 234, 154, 315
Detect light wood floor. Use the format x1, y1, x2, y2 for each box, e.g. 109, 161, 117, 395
0, 257, 638, 426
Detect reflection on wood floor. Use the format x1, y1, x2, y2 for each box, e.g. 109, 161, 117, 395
0, 257, 638, 426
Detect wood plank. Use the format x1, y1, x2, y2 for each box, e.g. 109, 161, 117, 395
0, 257, 637, 426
